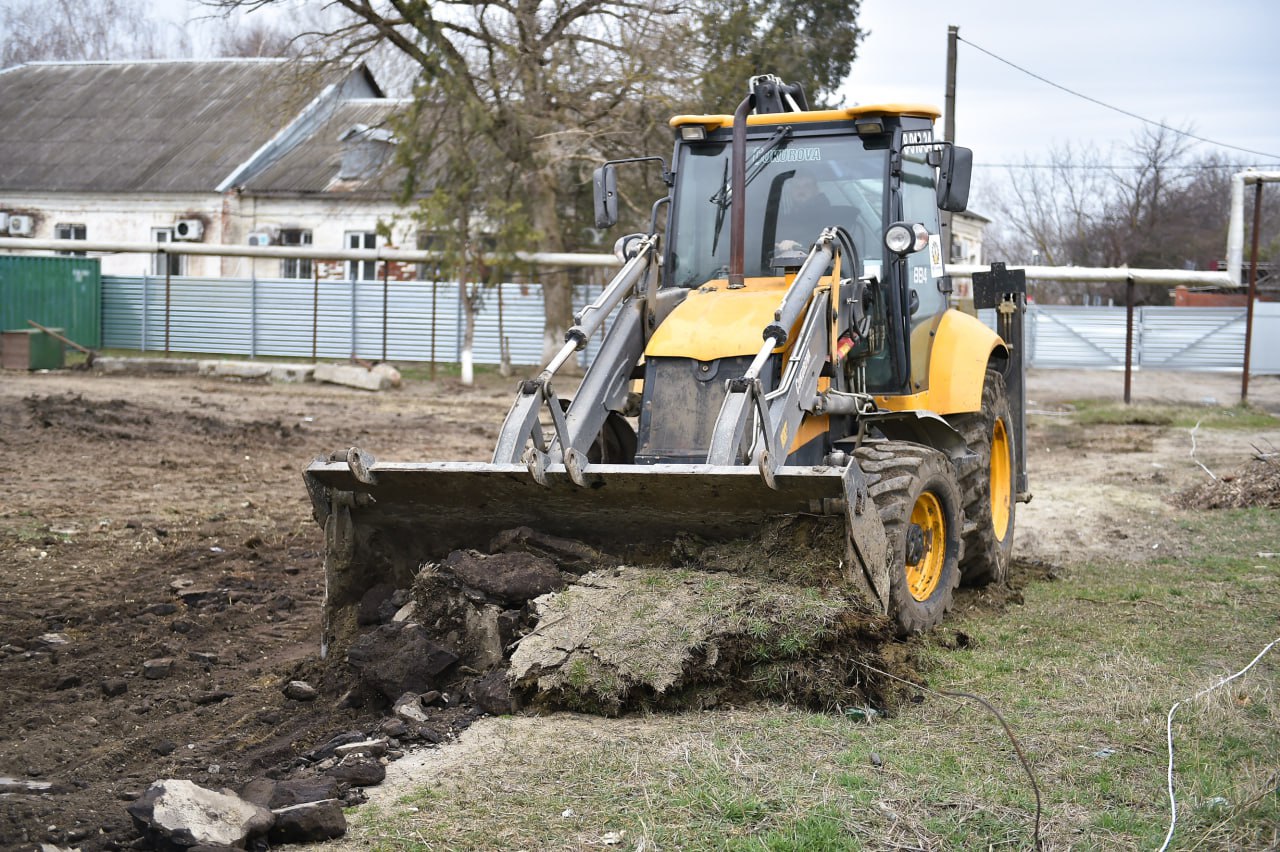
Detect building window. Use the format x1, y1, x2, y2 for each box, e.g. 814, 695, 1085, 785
280, 229, 313, 279
151, 228, 185, 276
55, 223, 87, 256
346, 231, 377, 281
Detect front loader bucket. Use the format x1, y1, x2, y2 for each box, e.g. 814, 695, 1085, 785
304, 458, 889, 657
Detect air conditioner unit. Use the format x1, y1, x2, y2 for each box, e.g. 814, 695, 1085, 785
247, 231, 276, 247
173, 219, 204, 241
8, 215, 34, 237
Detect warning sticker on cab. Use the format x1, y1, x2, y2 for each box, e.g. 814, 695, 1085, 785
928, 234, 944, 278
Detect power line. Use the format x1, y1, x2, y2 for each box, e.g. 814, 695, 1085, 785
976, 162, 1280, 171
958, 36, 1280, 161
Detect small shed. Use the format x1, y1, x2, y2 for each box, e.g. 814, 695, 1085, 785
0, 255, 101, 349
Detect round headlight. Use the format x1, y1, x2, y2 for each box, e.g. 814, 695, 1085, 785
885, 223, 913, 254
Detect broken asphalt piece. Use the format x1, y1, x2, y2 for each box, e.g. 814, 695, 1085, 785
323, 755, 385, 787
346, 623, 458, 700
392, 692, 429, 724
142, 658, 175, 680
128, 779, 273, 850
283, 680, 318, 702
269, 799, 347, 843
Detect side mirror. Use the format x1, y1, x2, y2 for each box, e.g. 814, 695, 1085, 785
593, 165, 618, 229
936, 145, 972, 213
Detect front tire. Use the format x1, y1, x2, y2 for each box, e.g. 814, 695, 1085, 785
856, 442, 963, 635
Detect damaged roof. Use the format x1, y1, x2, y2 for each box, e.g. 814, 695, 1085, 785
239, 99, 410, 196
0, 59, 384, 194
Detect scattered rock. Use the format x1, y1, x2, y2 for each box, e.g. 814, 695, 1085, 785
282, 681, 318, 702
379, 718, 409, 738
0, 776, 58, 794
305, 732, 367, 763
441, 550, 566, 605
142, 658, 175, 680
53, 674, 81, 691
314, 362, 396, 392
324, 755, 385, 787
189, 651, 219, 666
357, 583, 396, 626
346, 623, 458, 700
469, 669, 517, 716
151, 740, 177, 756
269, 799, 346, 843
99, 675, 127, 695
393, 692, 429, 724
193, 691, 233, 706
333, 739, 388, 759
127, 779, 273, 850
268, 778, 341, 809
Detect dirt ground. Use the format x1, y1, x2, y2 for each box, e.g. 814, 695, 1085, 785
0, 364, 1276, 851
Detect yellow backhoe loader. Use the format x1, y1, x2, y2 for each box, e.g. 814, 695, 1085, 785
305, 75, 1031, 656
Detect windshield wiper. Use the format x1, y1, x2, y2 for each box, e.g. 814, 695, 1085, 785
709, 125, 793, 209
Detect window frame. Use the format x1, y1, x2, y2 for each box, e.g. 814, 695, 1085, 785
151, 228, 185, 276
345, 231, 378, 281
280, 228, 313, 279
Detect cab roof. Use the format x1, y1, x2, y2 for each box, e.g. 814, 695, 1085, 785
669, 104, 941, 130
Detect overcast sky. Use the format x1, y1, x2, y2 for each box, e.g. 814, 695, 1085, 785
839, 0, 1280, 212
152, 0, 1280, 221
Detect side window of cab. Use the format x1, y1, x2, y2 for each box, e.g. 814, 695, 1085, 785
901, 152, 945, 324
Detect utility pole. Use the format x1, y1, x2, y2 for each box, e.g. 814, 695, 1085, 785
944, 25, 958, 144
942, 26, 959, 265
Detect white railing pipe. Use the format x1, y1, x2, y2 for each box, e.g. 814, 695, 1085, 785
0, 237, 621, 268
1226, 171, 1280, 286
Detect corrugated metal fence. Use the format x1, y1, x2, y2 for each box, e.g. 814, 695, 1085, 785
102, 275, 609, 366
980, 304, 1277, 374
103, 274, 1278, 374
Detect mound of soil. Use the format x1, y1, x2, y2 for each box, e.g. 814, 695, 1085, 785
1174, 457, 1280, 510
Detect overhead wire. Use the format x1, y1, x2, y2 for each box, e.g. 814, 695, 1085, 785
957, 36, 1280, 161
975, 162, 1280, 171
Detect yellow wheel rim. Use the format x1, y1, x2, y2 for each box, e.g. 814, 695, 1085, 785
991, 418, 1012, 541
906, 491, 947, 602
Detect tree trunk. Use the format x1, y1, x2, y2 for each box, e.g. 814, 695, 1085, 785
530, 177, 575, 367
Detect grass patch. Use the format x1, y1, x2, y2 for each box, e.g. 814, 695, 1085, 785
1068, 399, 1277, 429
346, 504, 1280, 850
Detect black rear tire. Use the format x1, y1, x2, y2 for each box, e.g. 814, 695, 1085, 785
855, 442, 963, 635
947, 369, 1016, 587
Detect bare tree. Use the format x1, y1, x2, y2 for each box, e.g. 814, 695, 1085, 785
213, 17, 300, 58
986, 124, 1280, 304
206, 0, 864, 376
1, 0, 183, 66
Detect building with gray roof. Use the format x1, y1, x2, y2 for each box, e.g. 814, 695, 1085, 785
0, 58, 416, 279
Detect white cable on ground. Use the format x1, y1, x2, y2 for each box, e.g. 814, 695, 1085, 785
1189, 419, 1218, 481
1158, 637, 1280, 852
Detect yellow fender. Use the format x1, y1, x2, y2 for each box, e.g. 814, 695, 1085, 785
876, 309, 1007, 416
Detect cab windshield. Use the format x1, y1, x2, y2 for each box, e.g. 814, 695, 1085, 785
668, 132, 887, 288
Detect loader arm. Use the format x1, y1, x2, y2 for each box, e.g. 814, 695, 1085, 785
491, 234, 661, 482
